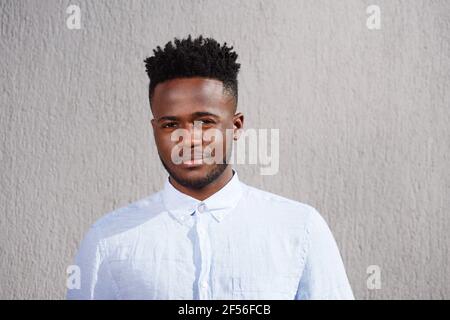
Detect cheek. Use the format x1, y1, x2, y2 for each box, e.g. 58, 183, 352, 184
155, 133, 175, 156
207, 131, 230, 153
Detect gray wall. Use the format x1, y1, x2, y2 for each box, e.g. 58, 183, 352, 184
1, 0, 449, 299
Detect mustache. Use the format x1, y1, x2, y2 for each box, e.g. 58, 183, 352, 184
180, 149, 215, 160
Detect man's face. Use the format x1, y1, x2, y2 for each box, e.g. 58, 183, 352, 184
151, 77, 243, 189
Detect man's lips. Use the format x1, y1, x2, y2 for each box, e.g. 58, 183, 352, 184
182, 159, 203, 165
180, 154, 208, 166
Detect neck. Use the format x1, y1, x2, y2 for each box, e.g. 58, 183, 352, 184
169, 166, 234, 201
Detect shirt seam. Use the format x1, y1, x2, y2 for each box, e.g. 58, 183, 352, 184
94, 225, 122, 300
295, 207, 314, 299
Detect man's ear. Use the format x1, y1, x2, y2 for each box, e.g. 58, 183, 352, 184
233, 112, 244, 140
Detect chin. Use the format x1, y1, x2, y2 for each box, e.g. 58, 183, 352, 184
168, 163, 228, 189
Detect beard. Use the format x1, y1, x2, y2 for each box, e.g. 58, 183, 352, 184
158, 145, 232, 190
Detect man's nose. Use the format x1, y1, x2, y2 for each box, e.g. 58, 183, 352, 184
182, 122, 203, 148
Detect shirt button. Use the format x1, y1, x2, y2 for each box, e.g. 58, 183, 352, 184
198, 203, 206, 213
200, 281, 208, 288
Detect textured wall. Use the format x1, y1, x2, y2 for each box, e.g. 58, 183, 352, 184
1, 0, 449, 299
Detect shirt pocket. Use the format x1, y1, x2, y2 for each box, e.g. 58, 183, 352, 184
231, 274, 298, 300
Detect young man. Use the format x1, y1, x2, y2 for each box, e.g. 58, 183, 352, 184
67, 35, 354, 300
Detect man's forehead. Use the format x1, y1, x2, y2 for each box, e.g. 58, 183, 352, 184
151, 78, 234, 118
153, 77, 225, 104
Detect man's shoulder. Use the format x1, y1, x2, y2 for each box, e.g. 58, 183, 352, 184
242, 183, 319, 221
90, 190, 165, 235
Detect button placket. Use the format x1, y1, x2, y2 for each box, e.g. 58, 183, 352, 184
195, 202, 211, 299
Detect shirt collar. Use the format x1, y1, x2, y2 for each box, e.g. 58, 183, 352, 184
162, 168, 244, 225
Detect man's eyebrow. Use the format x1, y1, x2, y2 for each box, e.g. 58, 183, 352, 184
157, 116, 179, 122
192, 111, 220, 118
157, 112, 220, 122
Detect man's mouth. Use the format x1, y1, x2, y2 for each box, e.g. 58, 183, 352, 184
183, 158, 203, 164
181, 153, 208, 166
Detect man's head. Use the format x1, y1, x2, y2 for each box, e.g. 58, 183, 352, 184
144, 35, 244, 190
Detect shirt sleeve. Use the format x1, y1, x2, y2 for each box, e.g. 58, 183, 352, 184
295, 208, 354, 300
66, 225, 118, 300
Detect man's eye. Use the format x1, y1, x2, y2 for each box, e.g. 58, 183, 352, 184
199, 119, 215, 125
162, 123, 177, 128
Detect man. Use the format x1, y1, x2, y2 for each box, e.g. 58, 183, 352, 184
67, 35, 354, 300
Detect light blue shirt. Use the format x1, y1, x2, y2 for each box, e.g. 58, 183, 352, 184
67, 169, 354, 299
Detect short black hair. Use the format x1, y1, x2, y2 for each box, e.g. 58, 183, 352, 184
144, 35, 240, 108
